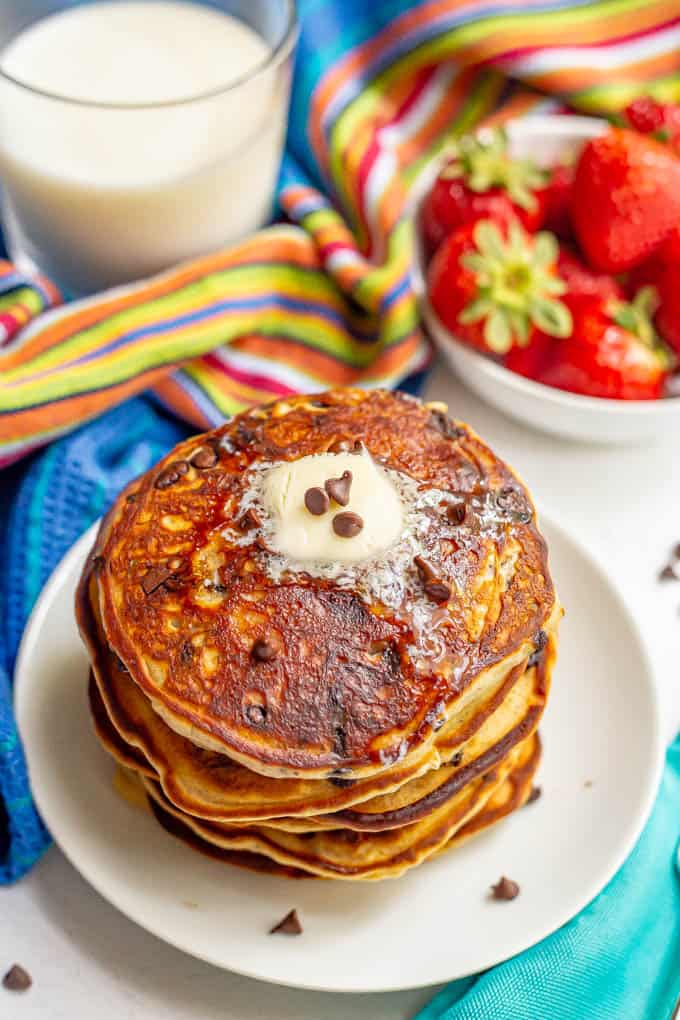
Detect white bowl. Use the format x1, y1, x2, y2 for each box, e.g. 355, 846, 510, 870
411, 114, 680, 444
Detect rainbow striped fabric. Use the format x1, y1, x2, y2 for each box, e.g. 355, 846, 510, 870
1, 0, 680, 466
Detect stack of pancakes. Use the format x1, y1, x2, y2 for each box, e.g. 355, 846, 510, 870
76, 389, 559, 881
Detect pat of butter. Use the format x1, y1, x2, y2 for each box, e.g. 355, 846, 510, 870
262, 451, 403, 563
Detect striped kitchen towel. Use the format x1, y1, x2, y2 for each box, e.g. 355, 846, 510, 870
1, 0, 680, 466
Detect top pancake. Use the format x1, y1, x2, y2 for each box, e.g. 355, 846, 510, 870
90, 388, 555, 779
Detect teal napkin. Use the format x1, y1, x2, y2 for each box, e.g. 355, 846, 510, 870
416, 737, 680, 1020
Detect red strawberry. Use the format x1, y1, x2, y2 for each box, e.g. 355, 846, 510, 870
629, 262, 680, 357
571, 128, 680, 273
421, 128, 549, 257
557, 248, 623, 303
624, 96, 680, 155
541, 163, 575, 241
506, 289, 669, 400
427, 219, 571, 355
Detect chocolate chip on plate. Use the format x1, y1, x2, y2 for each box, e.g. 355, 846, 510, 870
527, 786, 542, 805
304, 486, 330, 516
154, 460, 189, 489
141, 565, 174, 595
190, 445, 218, 469
269, 909, 303, 935
325, 470, 352, 506
332, 511, 363, 538
2, 965, 32, 992
252, 639, 276, 662
490, 876, 520, 901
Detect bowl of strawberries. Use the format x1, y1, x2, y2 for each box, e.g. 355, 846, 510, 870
413, 104, 680, 442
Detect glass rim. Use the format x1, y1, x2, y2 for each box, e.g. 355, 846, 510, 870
0, 0, 298, 110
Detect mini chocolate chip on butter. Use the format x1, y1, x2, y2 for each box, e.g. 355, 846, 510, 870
491, 876, 520, 901
190, 445, 218, 469
325, 471, 352, 507
252, 639, 276, 662
246, 704, 267, 725
141, 565, 173, 595
527, 786, 542, 805
2, 965, 32, 992
155, 460, 189, 490
304, 486, 330, 516
269, 909, 302, 936
332, 511, 363, 538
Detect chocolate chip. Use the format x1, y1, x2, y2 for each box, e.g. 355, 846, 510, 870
490, 877, 520, 901
329, 776, 355, 788
154, 460, 189, 490
252, 639, 276, 662
414, 555, 436, 581
424, 580, 451, 603
246, 704, 267, 725
429, 410, 464, 440
92, 554, 106, 570
141, 565, 173, 595
126, 493, 137, 503
239, 508, 262, 531
527, 629, 548, 668
180, 642, 193, 665
3, 965, 31, 992
332, 511, 363, 538
115, 656, 129, 673
659, 563, 679, 581
527, 786, 542, 805
328, 438, 363, 454
447, 500, 467, 525
495, 486, 532, 524
304, 487, 330, 516
233, 423, 257, 450
449, 750, 463, 767
270, 909, 302, 935
190, 445, 218, 469
325, 471, 352, 507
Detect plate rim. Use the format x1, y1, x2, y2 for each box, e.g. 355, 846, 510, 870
14, 512, 665, 994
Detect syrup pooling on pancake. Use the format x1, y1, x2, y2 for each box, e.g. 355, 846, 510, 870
92, 389, 556, 777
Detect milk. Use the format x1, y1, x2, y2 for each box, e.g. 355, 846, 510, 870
0, 2, 293, 294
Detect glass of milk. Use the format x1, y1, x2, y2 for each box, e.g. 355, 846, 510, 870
0, 1, 297, 295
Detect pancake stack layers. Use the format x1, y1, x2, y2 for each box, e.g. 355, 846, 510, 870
76, 389, 560, 881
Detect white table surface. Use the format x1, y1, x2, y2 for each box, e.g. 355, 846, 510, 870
3, 360, 680, 1020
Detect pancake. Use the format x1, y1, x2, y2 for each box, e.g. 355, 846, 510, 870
85, 389, 557, 780
140, 739, 532, 881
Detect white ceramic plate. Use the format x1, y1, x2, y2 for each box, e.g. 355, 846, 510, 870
411, 114, 680, 444
15, 515, 663, 993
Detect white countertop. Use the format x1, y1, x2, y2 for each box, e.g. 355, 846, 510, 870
3, 360, 679, 1020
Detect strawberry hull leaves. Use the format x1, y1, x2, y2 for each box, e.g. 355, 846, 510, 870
428, 219, 571, 355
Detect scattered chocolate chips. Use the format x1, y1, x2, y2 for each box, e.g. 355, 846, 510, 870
527, 786, 542, 805
239, 508, 262, 531
270, 909, 302, 935
325, 470, 352, 507
332, 511, 363, 538
490, 876, 520, 901
141, 564, 174, 595
245, 704, 267, 725
154, 460, 189, 490
304, 486, 330, 516
527, 629, 548, 668
495, 486, 532, 524
428, 410, 465, 440
190, 445, 218, 469
3, 965, 31, 992
251, 639, 276, 662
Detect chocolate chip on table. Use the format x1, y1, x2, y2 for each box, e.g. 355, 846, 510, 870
246, 704, 267, 725
251, 639, 276, 662
239, 508, 262, 531
332, 511, 363, 538
325, 471, 353, 506
141, 565, 174, 595
190, 445, 218, 469
490, 877, 520, 901
154, 460, 189, 490
527, 786, 542, 805
304, 486, 330, 516
2, 964, 32, 992
270, 909, 303, 935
